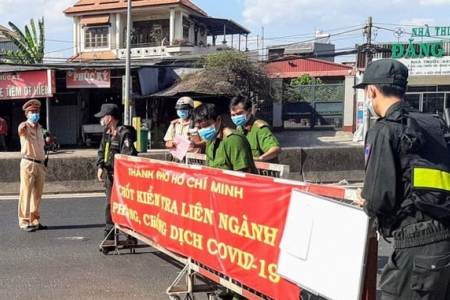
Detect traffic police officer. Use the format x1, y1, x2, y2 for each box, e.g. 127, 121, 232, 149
95, 104, 137, 243
192, 103, 257, 174
164, 96, 205, 158
18, 99, 49, 232
354, 59, 450, 299
230, 96, 281, 163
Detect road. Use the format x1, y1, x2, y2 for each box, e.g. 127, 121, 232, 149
0, 194, 391, 300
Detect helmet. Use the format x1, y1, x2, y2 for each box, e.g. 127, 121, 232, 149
193, 100, 202, 108
175, 96, 194, 109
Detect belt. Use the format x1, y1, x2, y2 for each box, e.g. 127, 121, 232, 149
22, 157, 44, 164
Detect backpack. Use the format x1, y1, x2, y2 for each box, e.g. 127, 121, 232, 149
394, 110, 450, 226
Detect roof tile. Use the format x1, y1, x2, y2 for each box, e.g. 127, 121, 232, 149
68, 51, 118, 62
64, 0, 207, 16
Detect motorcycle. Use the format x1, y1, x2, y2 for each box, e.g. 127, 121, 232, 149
42, 129, 60, 153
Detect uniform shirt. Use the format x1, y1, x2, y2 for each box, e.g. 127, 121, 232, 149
205, 127, 257, 174
164, 118, 201, 153
96, 124, 137, 171
18, 121, 46, 161
237, 116, 280, 163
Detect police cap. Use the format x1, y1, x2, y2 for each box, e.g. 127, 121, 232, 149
94, 103, 120, 118
353, 59, 408, 89
22, 99, 41, 112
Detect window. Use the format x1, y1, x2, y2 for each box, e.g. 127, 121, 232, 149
85, 26, 109, 49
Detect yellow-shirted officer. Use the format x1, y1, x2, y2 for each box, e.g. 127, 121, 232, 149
164, 96, 205, 159
18, 99, 48, 232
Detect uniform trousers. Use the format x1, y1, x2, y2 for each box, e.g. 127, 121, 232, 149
380, 221, 450, 300
104, 172, 114, 239
18, 159, 46, 228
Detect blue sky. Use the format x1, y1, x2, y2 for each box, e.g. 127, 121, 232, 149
1, 0, 450, 62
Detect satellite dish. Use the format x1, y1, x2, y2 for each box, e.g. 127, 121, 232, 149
393, 27, 405, 38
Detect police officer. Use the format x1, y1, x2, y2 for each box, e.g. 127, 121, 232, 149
230, 96, 281, 163
192, 103, 257, 174
354, 59, 450, 299
17, 99, 49, 232
164, 96, 205, 157
95, 104, 137, 244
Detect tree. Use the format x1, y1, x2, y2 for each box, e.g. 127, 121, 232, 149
1, 17, 45, 64
199, 51, 274, 99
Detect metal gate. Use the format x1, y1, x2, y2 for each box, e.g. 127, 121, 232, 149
283, 83, 344, 130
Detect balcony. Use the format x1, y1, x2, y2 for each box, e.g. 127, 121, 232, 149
117, 43, 236, 59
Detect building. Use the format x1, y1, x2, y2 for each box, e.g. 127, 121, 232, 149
0, 25, 18, 60
0, 0, 251, 150
355, 24, 450, 127
265, 57, 355, 132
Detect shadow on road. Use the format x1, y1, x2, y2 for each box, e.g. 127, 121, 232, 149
46, 223, 105, 230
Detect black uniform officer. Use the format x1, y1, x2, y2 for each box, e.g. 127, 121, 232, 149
354, 59, 450, 300
95, 104, 137, 241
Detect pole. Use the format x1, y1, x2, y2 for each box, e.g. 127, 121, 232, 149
124, 0, 132, 125
46, 97, 50, 131
363, 16, 373, 141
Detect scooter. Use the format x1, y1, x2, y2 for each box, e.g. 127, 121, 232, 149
42, 129, 60, 153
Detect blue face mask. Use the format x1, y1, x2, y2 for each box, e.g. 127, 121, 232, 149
177, 110, 189, 119
28, 113, 40, 124
198, 124, 217, 141
231, 114, 247, 127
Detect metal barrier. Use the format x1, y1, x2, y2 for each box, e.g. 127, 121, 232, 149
185, 153, 290, 179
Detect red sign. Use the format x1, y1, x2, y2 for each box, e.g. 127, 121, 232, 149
111, 156, 348, 299
0, 70, 55, 100
66, 69, 110, 88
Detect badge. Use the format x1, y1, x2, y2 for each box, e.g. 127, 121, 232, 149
365, 144, 371, 165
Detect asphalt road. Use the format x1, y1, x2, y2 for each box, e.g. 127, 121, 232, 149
0, 194, 392, 300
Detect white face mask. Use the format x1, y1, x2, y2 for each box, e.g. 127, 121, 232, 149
367, 98, 380, 119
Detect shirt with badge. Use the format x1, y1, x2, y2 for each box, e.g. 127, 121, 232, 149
18, 121, 46, 162
236, 116, 280, 163
205, 127, 257, 173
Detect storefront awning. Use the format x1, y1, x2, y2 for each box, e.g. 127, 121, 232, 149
80, 15, 110, 26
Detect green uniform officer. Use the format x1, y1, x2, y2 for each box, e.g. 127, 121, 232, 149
192, 103, 257, 174
230, 96, 281, 163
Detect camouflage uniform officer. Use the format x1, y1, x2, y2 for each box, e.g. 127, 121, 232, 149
230, 96, 281, 163
192, 103, 257, 174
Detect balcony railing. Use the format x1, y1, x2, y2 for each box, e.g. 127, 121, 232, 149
116, 43, 236, 59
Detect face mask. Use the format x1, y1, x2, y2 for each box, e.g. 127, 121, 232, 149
367, 98, 380, 119
231, 114, 247, 127
177, 110, 189, 119
28, 113, 40, 124
100, 117, 106, 127
198, 124, 217, 141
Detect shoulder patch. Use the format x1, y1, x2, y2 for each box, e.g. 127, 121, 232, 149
171, 119, 180, 125
223, 128, 233, 137
254, 120, 267, 128
365, 144, 371, 165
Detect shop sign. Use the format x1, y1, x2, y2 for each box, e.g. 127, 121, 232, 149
0, 70, 55, 100
391, 39, 443, 59
66, 69, 110, 88
412, 26, 450, 37
396, 57, 450, 76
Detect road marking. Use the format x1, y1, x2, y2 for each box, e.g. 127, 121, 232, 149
0, 192, 104, 201
56, 237, 87, 241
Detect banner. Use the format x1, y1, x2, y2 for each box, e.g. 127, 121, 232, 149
0, 70, 55, 100
66, 69, 110, 88
111, 155, 347, 299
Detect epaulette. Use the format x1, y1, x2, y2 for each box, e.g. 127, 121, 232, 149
253, 120, 268, 128
223, 128, 234, 137
171, 119, 180, 125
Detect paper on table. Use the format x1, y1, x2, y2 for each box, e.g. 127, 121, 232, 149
170, 134, 190, 161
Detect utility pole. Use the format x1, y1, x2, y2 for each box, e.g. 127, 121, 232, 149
124, 0, 132, 125
362, 16, 373, 140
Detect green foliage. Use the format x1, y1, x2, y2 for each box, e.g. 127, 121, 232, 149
290, 74, 323, 86
1, 17, 45, 64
